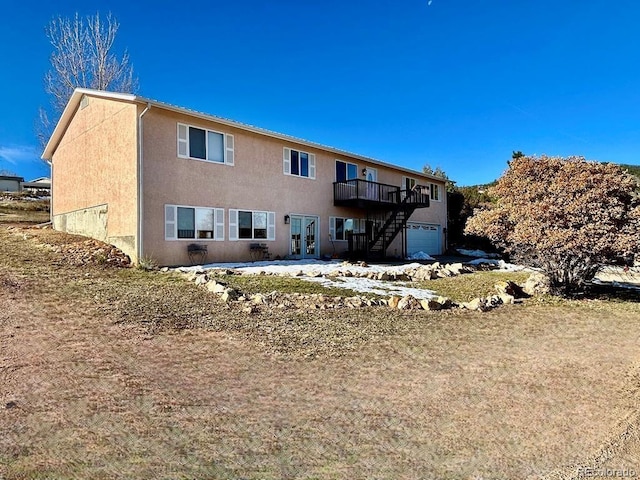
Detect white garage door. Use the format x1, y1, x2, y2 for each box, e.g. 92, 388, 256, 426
407, 223, 441, 256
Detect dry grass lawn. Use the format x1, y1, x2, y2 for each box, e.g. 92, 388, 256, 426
1, 219, 640, 479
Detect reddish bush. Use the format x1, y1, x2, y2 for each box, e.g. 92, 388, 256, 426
466, 155, 640, 295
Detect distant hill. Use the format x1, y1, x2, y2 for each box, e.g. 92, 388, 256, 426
620, 164, 640, 179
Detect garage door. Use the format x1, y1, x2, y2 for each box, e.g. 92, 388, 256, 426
407, 223, 441, 256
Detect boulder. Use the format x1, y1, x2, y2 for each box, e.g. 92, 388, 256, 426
397, 295, 422, 310
497, 292, 515, 305
494, 280, 527, 298
523, 272, 551, 296
447, 263, 469, 275
250, 293, 267, 304
420, 296, 452, 311
221, 288, 237, 302
206, 281, 227, 294
461, 297, 489, 312
388, 296, 401, 309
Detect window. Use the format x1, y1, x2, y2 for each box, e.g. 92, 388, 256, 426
283, 148, 316, 179
177, 123, 234, 165
403, 176, 417, 191
430, 183, 441, 201
329, 217, 364, 241
335, 160, 358, 182
229, 209, 276, 240
165, 205, 224, 240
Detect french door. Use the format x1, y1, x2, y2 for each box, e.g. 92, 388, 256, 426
290, 215, 319, 259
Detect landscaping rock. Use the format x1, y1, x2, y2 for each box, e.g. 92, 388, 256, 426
397, 295, 421, 310
461, 297, 489, 311
221, 288, 237, 302
250, 293, 267, 304
497, 292, 515, 305
388, 296, 401, 309
424, 296, 453, 310
494, 280, 527, 298
523, 272, 550, 296
206, 281, 227, 294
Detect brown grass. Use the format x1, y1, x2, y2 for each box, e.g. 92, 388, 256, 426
1, 224, 640, 479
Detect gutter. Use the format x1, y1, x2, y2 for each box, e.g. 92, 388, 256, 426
137, 103, 151, 263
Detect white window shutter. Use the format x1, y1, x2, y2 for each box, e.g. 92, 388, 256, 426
177, 124, 188, 158
329, 217, 335, 241
267, 212, 276, 240
165, 205, 176, 239
229, 209, 238, 241
283, 148, 291, 174
214, 208, 225, 240
225, 134, 234, 165
309, 153, 316, 179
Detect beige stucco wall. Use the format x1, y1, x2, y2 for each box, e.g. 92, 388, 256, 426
51, 95, 139, 261
141, 109, 447, 266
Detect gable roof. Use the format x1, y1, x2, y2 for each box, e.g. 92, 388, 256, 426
42, 88, 445, 183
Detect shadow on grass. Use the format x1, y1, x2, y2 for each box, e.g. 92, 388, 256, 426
584, 283, 640, 302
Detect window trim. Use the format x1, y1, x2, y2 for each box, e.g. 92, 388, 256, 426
283, 147, 316, 179
429, 182, 442, 202
164, 204, 225, 241
229, 209, 276, 241
177, 122, 234, 165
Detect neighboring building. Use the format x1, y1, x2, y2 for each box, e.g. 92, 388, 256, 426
22, 177, 51, 194
42, 88, 448, 266
0, 175, 24, 192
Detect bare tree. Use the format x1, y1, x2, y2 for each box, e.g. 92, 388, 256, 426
38, 12, 138, 148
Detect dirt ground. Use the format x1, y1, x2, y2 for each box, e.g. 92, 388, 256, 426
2, 225, 640, 479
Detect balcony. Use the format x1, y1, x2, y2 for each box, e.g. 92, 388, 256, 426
333, 179, 429, 210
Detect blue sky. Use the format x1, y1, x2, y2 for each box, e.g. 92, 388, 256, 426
1, 0, 639, 185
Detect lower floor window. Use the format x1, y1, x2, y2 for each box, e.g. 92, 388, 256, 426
238, 211, 267, 239
330, 217, 365, 241
165, 205, 224, 240
230, 209, 275, 240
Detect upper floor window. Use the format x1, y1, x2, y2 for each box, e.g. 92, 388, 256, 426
403, 176, 417, 191
177, 123, 234, 165
283, 148, 316, 179
335, 160, 358, 182
430, 183, 441, 201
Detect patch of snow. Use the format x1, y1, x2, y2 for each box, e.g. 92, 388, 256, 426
406, 251, 435, 261
303, 276, 437, 299
179, 259, 438, 298
183, 259, 425, 277
456, 248, 501, 259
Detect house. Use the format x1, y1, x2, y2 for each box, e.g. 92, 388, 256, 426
42, 88, 448, 266
22, 177, 51, 195
0, 175, 24, 192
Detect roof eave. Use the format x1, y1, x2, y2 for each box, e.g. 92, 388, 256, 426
41, 88, 447, 183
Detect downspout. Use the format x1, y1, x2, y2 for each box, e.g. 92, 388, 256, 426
137, 103, 151, 263
46, 160, 52, 224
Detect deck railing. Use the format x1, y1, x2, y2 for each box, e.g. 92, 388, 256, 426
333, 179, 429, 206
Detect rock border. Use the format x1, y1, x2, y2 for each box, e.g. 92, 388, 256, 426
172, 262, 549, 313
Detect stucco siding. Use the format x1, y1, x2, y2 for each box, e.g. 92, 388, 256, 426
141, 109, 448, 265
51, 95, 139, 261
